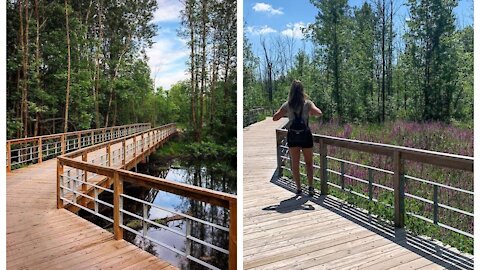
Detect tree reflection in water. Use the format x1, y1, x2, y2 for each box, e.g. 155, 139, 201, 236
123, 158, 236, 270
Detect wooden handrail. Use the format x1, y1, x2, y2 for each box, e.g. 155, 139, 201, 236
6, 123, 151, 172
276, 126, 473, 229
57, 123, 237, 269
7, 123, 151, 143
63, 124, 175, 159
276, 128, 473, 171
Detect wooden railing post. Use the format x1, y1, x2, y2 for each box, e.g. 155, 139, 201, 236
61, 134, 66, 155
229, 200, 237, 270
57, 160, 64, 209
91, 130, 95, 145
38, 138, 43, 163
319, 138, 328, 195
393, 151, 405, 228
433, 185, 439, 224
107, 143, 111, 166
7, 141, 11, 172
77, 133, 81, 149
141, 133, 144, 153
122, 139, 126, 166
113, 171, 123, 240
275, 130, 283, 177
133, 136, 137, 157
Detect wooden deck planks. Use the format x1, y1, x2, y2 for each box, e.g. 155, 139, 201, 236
243, 117, 473, 270
6, 132, 177, 269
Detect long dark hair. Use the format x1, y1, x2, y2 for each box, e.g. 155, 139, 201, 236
288, 80, 306, 112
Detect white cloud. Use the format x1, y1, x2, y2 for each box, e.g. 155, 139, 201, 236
153, 0, 183, 23
246, 25, 277, 35
146, 30, 189, 90
281, 22, 307, 39
252, 2, 283, 15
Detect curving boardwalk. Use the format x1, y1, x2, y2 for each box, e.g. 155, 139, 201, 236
243, 118, 473, 270
7, 133, 177, 269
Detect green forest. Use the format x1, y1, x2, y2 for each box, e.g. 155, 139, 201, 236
6, 0, 237, 154
244, 0, 473, 126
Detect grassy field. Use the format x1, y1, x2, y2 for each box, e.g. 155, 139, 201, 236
285, 120, 473, 254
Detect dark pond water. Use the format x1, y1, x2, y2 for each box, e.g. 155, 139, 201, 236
78, 147, 236, 270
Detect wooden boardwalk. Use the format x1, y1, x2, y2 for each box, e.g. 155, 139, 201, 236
7, 133, 177, 269
243, 118, 473, 270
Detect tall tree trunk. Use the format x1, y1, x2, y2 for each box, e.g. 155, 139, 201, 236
64, 0, 71, 133
381, 0, 386, 122
198, 0, 207, 142
35, 0, 41, 136
93, 0, 103, 128
19, 0, 29, 137
188, 0, 197, 139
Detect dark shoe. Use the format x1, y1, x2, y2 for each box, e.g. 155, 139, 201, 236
308, 186, 315, 196
296, 189, 302, 196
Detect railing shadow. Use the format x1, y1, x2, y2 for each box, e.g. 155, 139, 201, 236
269, 172, 474, 270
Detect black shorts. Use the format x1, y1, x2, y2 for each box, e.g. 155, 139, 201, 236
287, 129, 314, 148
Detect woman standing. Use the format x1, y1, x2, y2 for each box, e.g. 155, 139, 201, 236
273, 80, 323, 196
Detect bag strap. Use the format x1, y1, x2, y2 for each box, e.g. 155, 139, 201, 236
293, 103, 304, 120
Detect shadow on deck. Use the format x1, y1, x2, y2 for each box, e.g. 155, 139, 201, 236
269, 173, 474, 270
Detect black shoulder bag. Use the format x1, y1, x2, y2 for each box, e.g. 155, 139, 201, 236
287, 105, 311, 146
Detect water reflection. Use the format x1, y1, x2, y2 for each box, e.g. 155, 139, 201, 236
113, 153, 235, 270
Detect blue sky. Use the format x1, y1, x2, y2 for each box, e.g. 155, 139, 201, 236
244, 0, 473, 59
147, 0, 473, 90
146, 0, 188, 91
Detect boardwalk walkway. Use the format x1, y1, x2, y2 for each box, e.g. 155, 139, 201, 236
7, 132, 177, 269
243, 118, 473, 270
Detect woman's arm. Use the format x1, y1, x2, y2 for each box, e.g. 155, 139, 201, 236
273, 107, 287, 121
310, 102, 323, 117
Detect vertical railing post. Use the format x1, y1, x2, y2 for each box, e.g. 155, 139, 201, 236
229, 200, 237, 270
82, 153, 88, 188
57, 160, 64, 209
141, 133, 144, 153
107, 143, 111, 166
133, 136, 137, 158
368, 168, 373, 201
142, 204, 148, 250
275, 130, 284, 177
113, 171, 123, 240
91, 130, 95, 145
7, 141, 11, 172
122, 139, 126, 166
393, 151, 405, 228
340, 162, 345, 190
77, 133, 81, 149
433, 185, 439, 224
38, 138, 43, 163
186, 219, 192, 258
319, 138, 328, 195
61, 134, 66, 155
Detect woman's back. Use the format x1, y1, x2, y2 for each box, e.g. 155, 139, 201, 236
281, 99, 313, 128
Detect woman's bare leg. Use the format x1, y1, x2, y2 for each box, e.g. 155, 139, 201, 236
289, 147, 301, 191
303, 147, 314, 188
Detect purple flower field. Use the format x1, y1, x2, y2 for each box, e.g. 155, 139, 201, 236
302, 120, 473, 253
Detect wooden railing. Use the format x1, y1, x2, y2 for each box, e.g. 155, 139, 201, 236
6, 123, 151, 172
276, 126, 473, 238
57, 123, 237, 270
244, 107, 269, 127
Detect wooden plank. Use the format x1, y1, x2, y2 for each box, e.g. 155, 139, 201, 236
6, 131, 177, 269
